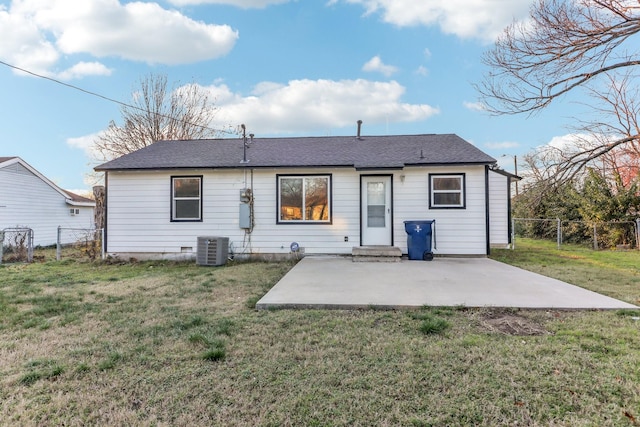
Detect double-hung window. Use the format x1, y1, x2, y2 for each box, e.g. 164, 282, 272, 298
429, 174, 465, 209
171, 176, 202, 221
277, 175, 331, 223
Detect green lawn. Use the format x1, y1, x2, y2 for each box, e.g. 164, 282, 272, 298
0, 245, 639, 426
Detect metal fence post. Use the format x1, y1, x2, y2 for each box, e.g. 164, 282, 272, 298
636, 219, 640, 250
27, 229, 33, 262
0, 231, 4, 265
557, 218, 561, 249
593, 223, 598, 250
56, 226, 61, 261
511, 217, 516, 250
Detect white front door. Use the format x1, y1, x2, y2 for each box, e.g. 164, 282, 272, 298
361, 175, 392, 246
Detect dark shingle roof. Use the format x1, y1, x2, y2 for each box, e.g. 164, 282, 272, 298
95, 134, 496, 171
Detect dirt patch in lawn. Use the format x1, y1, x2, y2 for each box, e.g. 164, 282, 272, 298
479, 309, 551, 336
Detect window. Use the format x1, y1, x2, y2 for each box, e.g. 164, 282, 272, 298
171, 176, 202, 221
429, 174, 465, 208
277, 175, 331, 223
366, 181, 386, 228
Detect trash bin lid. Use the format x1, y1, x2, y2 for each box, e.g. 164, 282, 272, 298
404, 220, 434, 234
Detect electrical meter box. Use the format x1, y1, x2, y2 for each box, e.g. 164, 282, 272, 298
239, 203, 251, 229
239, 189, 251, 203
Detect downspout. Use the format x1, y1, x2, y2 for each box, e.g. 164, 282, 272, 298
103, 172, 108, 255
485, 165, 491, 256
507, 176, 513, 247
359, 175, 363, 246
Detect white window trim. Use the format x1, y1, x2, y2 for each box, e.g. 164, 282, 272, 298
171, 176, 202, 221
277, 174, 332, 224
429, 174, 465, 209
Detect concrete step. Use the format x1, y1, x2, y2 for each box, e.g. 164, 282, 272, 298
352, 246, 402, 262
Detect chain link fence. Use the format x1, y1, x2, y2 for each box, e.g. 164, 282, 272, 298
512, 218, 640, 250
512, 218, 561, 249
0, 227, 34, 264
56, 227, 104, 261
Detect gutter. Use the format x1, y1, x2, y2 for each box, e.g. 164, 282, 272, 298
65, 199, 96, 207
65, 199, 96, 208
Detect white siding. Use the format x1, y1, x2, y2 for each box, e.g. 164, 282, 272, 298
0, 162, 94, 246
105, 165, 490, 259
393, 166, 488, 255
105, 169, 358, 258
488, 170, 510, 247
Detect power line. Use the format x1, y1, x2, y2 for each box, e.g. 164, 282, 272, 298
0, 59, 235, 135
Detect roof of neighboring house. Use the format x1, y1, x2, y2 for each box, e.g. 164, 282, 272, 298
64, 190, 95, 206
95, 134, 497, 172
1, 157, 96, 207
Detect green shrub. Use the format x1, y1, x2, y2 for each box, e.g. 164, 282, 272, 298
202, 347, 225, 361
419, 315, 450, 335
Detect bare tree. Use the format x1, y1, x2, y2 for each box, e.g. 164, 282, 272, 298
521, 72, 640, 184
478, 0, 640, 183
93, 73, 221, 160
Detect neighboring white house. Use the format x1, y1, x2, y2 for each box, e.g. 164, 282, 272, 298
95, 133, 519, 260
0, 157, 96, 247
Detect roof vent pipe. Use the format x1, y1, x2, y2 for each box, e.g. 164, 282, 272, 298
357, 120, 363, 139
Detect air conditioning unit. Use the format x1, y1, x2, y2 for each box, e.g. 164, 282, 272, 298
196, 236, 229, 266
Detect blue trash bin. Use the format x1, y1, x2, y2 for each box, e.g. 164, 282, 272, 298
404, 220, 435, 261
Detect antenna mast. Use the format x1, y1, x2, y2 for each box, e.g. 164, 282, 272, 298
240, 124, 249, 164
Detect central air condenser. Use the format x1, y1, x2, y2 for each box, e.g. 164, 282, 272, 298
196, 236, 229, 266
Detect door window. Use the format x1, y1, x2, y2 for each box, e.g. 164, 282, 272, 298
367, 181, 386, 228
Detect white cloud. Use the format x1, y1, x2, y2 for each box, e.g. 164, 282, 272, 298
67, 132, 102, 158
423, 48, 432, 59
546, 133, 591, 151
204, 78, 439, 133
0, 0, 238, 78
415, 66, 428, 76
484, 141, 520, 150
534, 133, 608, 161
0, 4, 60, 75
57, 61, 113, 80
463, 101, 486, 112
362, 56, 399, 77
168, 0, 289, 7
340, 0, 531, 41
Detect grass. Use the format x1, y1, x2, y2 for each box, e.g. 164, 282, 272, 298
0, 245, 638, 426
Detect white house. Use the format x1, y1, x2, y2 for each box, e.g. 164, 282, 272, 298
95, 133, 518, 261
0, 157, 96, 247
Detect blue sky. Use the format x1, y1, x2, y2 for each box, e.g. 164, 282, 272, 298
0, 0, 577, 192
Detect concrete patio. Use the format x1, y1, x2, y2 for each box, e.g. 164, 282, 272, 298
256, 256, 638, 310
